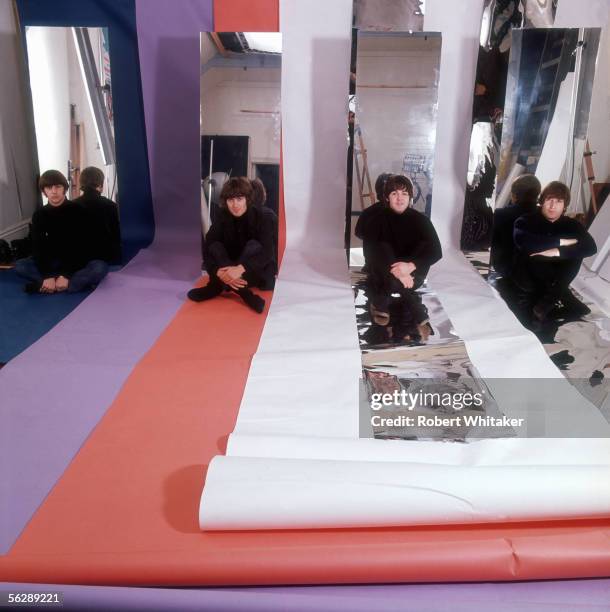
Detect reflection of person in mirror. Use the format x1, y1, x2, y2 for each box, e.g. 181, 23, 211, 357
355, 172, 392, 261
512, 181, 597, 325
73, 166, 121, 265
188, 177, 277, 313
491, 173, 541, 277
15, 170, 109, 294
359, 174, 442, 340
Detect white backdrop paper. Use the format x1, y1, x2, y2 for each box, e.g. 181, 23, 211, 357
198, 0, 610, 531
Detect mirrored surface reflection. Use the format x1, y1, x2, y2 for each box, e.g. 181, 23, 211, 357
458, 12, 609, 403
25, 26, 118, 202
0, 21, 121, 364
347, 30, 441, 250
353, 0, 424, 33
200, 32, 281, 237
460, 0, 561, 253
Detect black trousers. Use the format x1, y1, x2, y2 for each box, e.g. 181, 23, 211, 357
512, 257, 581, 301
207, 240, 275, 290
366, 242, 428, 324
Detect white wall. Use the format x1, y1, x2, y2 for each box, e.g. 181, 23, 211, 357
0, 1, 39, 239
200, 66, 281, 174
26, 27, 71, 184
26, 26, 117, 202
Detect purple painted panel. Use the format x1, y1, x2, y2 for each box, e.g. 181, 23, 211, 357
135, 0, 213, 269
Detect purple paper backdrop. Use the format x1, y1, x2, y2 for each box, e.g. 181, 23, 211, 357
0, 0, 212, 554
2, 579, 609, 611
135, 0, 213, 272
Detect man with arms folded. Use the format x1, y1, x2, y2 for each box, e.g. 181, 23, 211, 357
512, 180, 596, 325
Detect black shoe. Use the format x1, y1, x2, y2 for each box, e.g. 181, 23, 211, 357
559, 290, 591, 318
237, 288, 265, 313
187, 280, 223, 302
24, 282, 41, 294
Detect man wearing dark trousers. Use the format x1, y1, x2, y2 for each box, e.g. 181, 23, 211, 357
360, 174, 442, 339
15, 170, 108, 294
512, 181, 597, 324
491, 173, 540, 277
187, 177, 277, 313
73, 166, 121, 265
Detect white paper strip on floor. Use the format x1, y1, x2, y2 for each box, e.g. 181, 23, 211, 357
200, 456, 610, 530
198, 0, 610, 531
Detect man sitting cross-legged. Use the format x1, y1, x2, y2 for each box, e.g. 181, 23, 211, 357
360, 174, 442, 339
15, 170, 108, 294
187, 176, 277, 313
512, 180, 597, 325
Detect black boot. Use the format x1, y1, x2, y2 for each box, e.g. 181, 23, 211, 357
187, 277, 223, 302
559, 289, 590, 318
236, 288, 265, 313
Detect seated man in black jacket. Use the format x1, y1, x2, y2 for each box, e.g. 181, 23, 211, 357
513, 180, 596, 323
15, 170, 108, 294
490, 173, 540, 277
73, 166, 121, 265
187, 176, 277, 313
360, 174, 442, 336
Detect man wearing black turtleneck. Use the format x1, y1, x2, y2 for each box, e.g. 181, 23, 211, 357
15, 170, 108, 294
512, 180, 597, 323
73, 166, 121, 265
187, 176, 277, 313
360, 174, 442, 335
491, 173, 540, 277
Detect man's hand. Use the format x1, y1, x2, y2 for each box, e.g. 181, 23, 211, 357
390, 262, 416, 289
531, 248, 560, 258
217, 266, 247, 290
559, 238, 578, 247
399, 273, 415, 289
55, 276, 69, 292
391, 261, 416, 277
40, 277, 57, 293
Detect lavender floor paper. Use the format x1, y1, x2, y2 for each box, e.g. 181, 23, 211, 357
0, 250, 195, 554
2, 579, 608, 611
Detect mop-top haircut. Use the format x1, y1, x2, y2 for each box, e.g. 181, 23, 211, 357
219, 176, 254, 209
79, 166, 105, 191
539, 180, 571, 210
38, 169, 69, 193
511, 174, 541, 205
383, 174, 413, 203
251, 178, 267, 208
374, 172, 393, 202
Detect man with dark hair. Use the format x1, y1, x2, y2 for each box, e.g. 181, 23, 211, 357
15, 169, 108, 294
360, 174, 442, 337
513, 180, 596, 323
491, 173, 541, 277
187, 176, 277, 313
73, 166, 121, 265
354, 172, 392, 242
250, 178, 267, 208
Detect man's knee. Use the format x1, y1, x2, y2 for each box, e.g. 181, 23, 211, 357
14, 257, 39, 280
89, 260, 109, 276
14, 258, 30, 275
